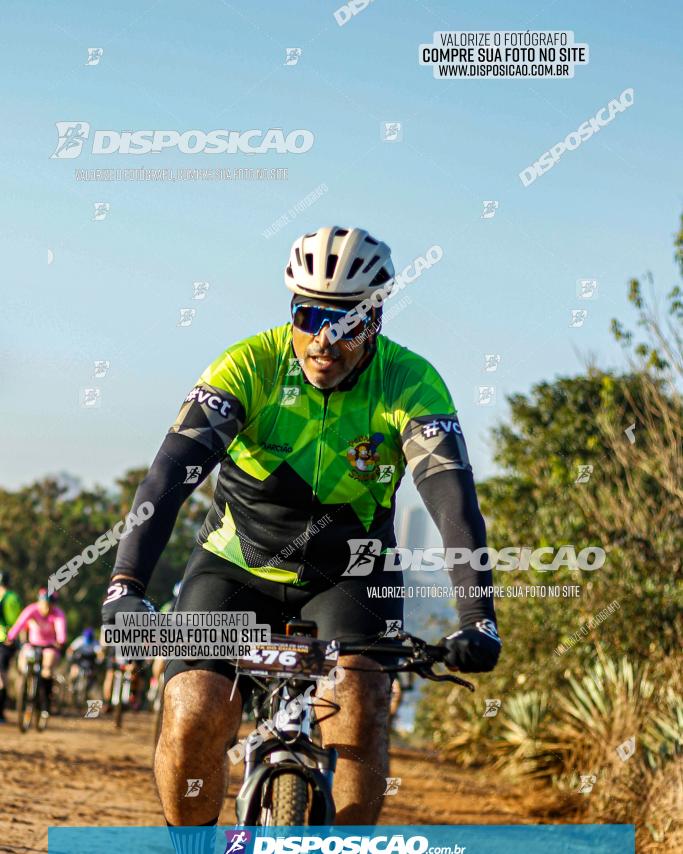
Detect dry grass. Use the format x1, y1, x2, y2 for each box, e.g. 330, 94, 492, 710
437, 654, 682, 852
638, 756, 683, 852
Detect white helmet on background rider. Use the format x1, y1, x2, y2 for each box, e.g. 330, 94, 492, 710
284, 226, 395, 303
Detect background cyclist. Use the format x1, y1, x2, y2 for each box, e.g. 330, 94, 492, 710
66, 627, 103, 691
0, 569, 22, 723
8, 588, 67, 719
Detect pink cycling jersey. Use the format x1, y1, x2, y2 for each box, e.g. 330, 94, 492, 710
7, 603, 67, 647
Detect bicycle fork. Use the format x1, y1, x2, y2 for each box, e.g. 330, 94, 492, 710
235, 682, 337, 825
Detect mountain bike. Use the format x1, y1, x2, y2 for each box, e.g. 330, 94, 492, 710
110, 659, 136, 728
68, 655, 98, 711
16, 645, 50, 732
232, 619, 474, 826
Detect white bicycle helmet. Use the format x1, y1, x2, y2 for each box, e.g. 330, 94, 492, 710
285, 226, 394, 302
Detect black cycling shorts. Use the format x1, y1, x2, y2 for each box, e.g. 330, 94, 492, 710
0, 644, 15, 672
164, 545, 404, 701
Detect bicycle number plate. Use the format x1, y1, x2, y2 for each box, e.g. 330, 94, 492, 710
235, 636, 339, 679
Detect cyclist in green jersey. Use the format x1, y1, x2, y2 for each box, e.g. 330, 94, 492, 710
0, 570, 22, 722
102, 226, 501, 831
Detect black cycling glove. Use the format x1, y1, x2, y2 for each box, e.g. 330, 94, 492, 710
439, 619, 502, 673
101, 577, 156, 626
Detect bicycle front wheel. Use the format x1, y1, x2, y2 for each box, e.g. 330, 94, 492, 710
74, 673, 87, 709
267, 772, 311, 826
17, 675, 35, 732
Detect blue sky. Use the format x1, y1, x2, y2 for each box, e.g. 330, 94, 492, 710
2, 0, 682, 511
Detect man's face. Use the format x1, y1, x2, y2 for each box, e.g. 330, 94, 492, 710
37, 600, 50, 617
291, 302, 370, 390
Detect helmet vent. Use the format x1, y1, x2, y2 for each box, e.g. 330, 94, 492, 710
365, 236, 378, 245
326, 254, 339, 279
362, 254, 380, 274
305, 253, 314, 274
295, 248, 302, 266
285, 264, 293, 278
347, 257, 364, 279
335, 228, 348, 236
370, 266, 392, 287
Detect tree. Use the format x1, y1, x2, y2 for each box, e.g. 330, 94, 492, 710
0, 467, 216, 638
417, 214, 683, 742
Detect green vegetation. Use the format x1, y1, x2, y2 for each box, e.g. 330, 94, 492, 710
0, 469, 212, 634
415, 215, 683, 850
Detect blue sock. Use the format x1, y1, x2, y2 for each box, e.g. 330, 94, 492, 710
166, 817, 218, 854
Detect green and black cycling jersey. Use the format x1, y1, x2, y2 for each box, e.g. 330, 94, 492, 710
114, 324, 496, 628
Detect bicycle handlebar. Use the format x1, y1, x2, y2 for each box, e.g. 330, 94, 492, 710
233, 629, 475, 693
337, 640, 442, 658
335, 636, 475, 692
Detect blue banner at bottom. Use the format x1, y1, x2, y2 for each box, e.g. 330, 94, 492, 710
49, 824, 634, 854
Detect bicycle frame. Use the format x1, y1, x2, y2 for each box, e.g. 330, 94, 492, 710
18, 645, 46, 732
71, 658, 96, 705
22, 644, 44, 676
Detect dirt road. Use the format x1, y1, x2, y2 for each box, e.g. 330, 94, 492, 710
0, 709, 550, 853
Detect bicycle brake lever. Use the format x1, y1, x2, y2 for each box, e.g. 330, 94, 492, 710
415, 663, 476, 692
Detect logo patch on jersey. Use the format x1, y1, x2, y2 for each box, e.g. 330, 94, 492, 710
185, 385, 232, 417
421, 417, 462, 439
346, 433, 385, 481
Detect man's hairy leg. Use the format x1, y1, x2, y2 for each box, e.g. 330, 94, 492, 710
316, 655, 391, 825
155, 670, 242, 825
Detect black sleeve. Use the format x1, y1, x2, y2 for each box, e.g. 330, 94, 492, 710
403, 414, 497, 629
113, 381, 245, 589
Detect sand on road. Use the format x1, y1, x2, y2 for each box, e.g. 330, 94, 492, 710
0, 709, 554, 853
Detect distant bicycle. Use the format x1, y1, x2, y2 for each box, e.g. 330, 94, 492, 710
110, 659, 136, 728
66, 627, 102, 713
68, 656, 98, 710
16, 645, 49, 732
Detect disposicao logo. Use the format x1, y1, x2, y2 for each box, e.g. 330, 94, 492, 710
253, 835, 429, 854
51, 123, 315, 158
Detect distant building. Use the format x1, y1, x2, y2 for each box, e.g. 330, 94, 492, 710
397, 506, 426, 550
393, 506, 454, 732
395, 505, 454, 638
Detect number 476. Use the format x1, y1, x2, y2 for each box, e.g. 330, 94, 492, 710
246, 648, 298, 666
